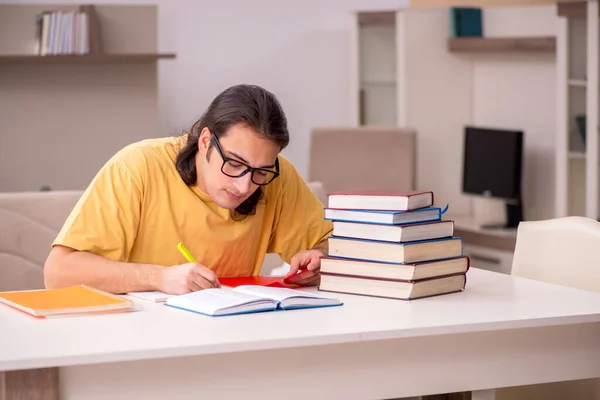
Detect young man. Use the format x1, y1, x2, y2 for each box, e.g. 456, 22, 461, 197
44, 84, 333, 295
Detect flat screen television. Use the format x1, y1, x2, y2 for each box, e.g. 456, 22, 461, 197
462, 126, 524, 228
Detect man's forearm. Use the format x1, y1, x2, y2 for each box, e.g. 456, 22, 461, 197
312, 239, 328, 256
44, 246, 163, 294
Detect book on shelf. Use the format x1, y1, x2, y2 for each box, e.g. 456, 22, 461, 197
320, 255, 470, 281
35, 10, 90, 56
319, 272, 467, 300
332, 220, 454, 243
324, 206, 443, 225
0, 285, 133, 317
327, 190, 434, 211
328, 236, 463, 264
165, 286, 342, 317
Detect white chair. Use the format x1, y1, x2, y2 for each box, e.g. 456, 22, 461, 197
495, 216, 600, 400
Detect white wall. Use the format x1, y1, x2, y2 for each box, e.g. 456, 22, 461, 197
159, 0, 411, 178
400, 5, 557, 222
471, 5, 557, 222
1, 0, 409, 183
400, 8, 473, 218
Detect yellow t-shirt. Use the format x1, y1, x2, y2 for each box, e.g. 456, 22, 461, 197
53, 135, 333, 277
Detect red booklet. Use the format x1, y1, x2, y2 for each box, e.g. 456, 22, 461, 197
219, 276, 292, 288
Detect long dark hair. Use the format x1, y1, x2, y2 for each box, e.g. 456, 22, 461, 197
176, 84, 290, 221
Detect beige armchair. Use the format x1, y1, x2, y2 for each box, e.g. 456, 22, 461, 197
0, 190, 81, 291
309, 126, 416, 194
495, 216, 600, 400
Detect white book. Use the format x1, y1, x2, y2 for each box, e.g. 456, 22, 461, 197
164, 286, 342, 317
127, 291, 173, 303
79, 12, 89, 54
327, 190, 434, 211
332, 220, 454, 243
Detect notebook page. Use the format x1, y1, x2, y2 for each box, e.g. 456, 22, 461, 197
233, 286, 333, 302
166, 288, 276, 315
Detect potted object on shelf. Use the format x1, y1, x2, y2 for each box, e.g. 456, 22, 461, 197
575, 115, 586, 149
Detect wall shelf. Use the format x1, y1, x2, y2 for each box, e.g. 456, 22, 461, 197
412, 0, 584, 7
448, 37, 556, 53
557, 1, 596, 18
0, 54, 176, 66
568, 79, 587, 88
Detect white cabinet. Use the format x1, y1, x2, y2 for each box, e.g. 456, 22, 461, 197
556, 1, 600, 219
352, 11, 398, 126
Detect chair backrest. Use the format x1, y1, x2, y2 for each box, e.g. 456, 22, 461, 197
306, 181, 326, 206
308, 127, 416, 195
511, 216, 600, 293
0, 190, 82, 291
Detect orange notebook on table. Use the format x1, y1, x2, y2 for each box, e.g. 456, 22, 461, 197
0, 285, 133, 317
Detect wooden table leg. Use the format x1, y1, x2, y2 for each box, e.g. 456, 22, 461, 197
0, 368, 59, 400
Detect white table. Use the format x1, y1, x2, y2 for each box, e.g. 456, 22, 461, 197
2, 268, 600, 400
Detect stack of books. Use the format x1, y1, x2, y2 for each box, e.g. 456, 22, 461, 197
318, 190, 470, 300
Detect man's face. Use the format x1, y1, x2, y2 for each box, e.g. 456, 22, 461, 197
196, 123, 280, 210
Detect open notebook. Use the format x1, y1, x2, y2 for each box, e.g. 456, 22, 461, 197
164, 286, 342, 317
126, 276, 293, 303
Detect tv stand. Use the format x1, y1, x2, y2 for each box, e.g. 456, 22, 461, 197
505, 198, 523, 228
480, 198, 523, 230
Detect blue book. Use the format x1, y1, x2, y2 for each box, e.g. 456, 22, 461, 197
328, 236, 463, 264
325, 206, 443, 225
164, 286, 342, 317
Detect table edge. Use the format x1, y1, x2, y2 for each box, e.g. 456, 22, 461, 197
3, 313, 600, 371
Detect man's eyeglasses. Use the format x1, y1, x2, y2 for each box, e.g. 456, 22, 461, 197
210, 132, 280, 186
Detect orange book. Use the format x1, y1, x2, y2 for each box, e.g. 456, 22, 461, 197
0, 285, 133, 317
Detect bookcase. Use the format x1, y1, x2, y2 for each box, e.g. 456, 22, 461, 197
0, 4, 175, 192
351, 11, 399, 126
555, 1, 599, 218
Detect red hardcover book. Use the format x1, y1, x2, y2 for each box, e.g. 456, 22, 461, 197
327, 190, 434, 211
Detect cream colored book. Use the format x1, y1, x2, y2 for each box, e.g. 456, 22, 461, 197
328, 236, 463, 264
319, 273, 467, 300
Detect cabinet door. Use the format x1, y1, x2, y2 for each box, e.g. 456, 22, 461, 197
463, 243, 514, 275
